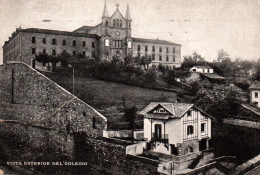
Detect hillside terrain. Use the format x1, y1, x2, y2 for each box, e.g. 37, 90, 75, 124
42, 70, 178, 129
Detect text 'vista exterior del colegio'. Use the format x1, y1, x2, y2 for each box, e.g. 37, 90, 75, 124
2, 2, 182, 69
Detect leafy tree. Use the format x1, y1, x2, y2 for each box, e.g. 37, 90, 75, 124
165, 69, 176, 85
181, 52, 206, 69
35, 53, 50, 66
193, 84, 248, 121
144, 69, 157, 84
58, 51, 71, 67
124, 106, 137, 139
217, 49, 230, 62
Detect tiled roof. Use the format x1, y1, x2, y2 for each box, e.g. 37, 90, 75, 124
139, 102, 193, 118
73, 26, 95, 33
249, 81, 260, 90
20, 28, 99, 38
132, 37, 181, 46
201, 73, 225, 79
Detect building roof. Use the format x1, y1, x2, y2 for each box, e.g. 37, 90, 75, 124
201, 73, 225, 80
73, 26, 95, 33
191, 65, 213, 69
234, 103, 260, 122
19, 28, 99, 38
249, 81, 260, 90
132, 37, 181, 46
139, 102, 193, 119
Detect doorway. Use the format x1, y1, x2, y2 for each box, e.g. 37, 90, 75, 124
154, 124, 162, 139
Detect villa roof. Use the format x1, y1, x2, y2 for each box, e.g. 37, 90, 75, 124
132, 38, 181, 46
73, 26, 95, 33
249, 81, 260, 90
139, 102, 215, 120
139, 102, 193, 118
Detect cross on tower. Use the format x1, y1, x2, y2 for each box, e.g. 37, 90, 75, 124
116, 3, 119, 9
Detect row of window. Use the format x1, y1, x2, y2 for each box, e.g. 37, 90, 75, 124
137, 53, 176, 62
113, 19, 122, 27
137, 45, 176, 53
32, 48, 95, 57
31, 37, 95, 48
113, 40, 123, 48
187, 123, 205, 135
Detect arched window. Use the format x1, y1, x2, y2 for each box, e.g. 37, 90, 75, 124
119, 20, 122, 27
113, 19, 115, 26
105, 20, 108, 26
105, 39, 109, 47
137, 45, 140, 51
187, 125, 194, 135
116, 19, 119, 26
188, 147, 193, 153
127, 41, 132, 48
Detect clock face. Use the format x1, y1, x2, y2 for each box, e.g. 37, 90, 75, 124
115, 31, 120, 36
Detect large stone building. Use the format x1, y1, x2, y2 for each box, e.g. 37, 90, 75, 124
2, 2, 181, 69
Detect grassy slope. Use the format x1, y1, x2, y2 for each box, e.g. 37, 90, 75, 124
42, 71, 177, 129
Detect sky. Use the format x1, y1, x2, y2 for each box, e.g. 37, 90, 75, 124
0, 0, 260, 64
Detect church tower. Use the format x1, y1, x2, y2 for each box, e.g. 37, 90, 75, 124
101, 1, 111, 59
125, 4, 132, 56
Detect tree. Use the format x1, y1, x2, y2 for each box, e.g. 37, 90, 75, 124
193, 84, 248, 121
58, 51, 71, 67
35, 53, 50, 66
124, 106, 137, 140
181, 52, 206, 69
144, 69, 157, 84
217, 49, 230, 62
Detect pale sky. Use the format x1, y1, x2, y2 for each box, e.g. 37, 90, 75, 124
0, 0, 260, 64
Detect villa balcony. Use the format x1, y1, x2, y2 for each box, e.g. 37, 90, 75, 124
151, 133, 169, 143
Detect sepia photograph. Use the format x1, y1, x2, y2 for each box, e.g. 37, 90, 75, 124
0, 0, 260, 174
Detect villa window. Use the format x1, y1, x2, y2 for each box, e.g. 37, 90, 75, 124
42, 38, 46, 44
173, 56, 176, 62
42, 49, 46, 54
159, 47, 162, 52
73, 51, 76, 56
113, 19, 115, 26
92, 42, 95, 48
187, 111, 191, 117
166, 55, 169, 62
145, 46, 148, 52
201, 123, 205, 132
166, 47, 169, 53
173, 47, 175, 53
159, 55, 162, 61
92, 51, 95, 58
32, 37, 36, 44
83, 51, 86, 56
127, 41, 132, 48
116, 19, 119, 26
119, 20, 122, 27
152, 46, 155, 52
255, 92, 258, 98
83, 41, 86, 47
187, 125, 194, 135
105, 20, 108, 26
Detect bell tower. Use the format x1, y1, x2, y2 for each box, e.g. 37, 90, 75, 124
125, 4, 132, 56
101, 1, 111, 59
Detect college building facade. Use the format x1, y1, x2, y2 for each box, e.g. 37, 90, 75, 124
2, 2, 182, 69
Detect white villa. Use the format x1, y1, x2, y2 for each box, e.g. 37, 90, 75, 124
249, 81, 260, 108
190, 66, 214, 74
140, 102, 213, 156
